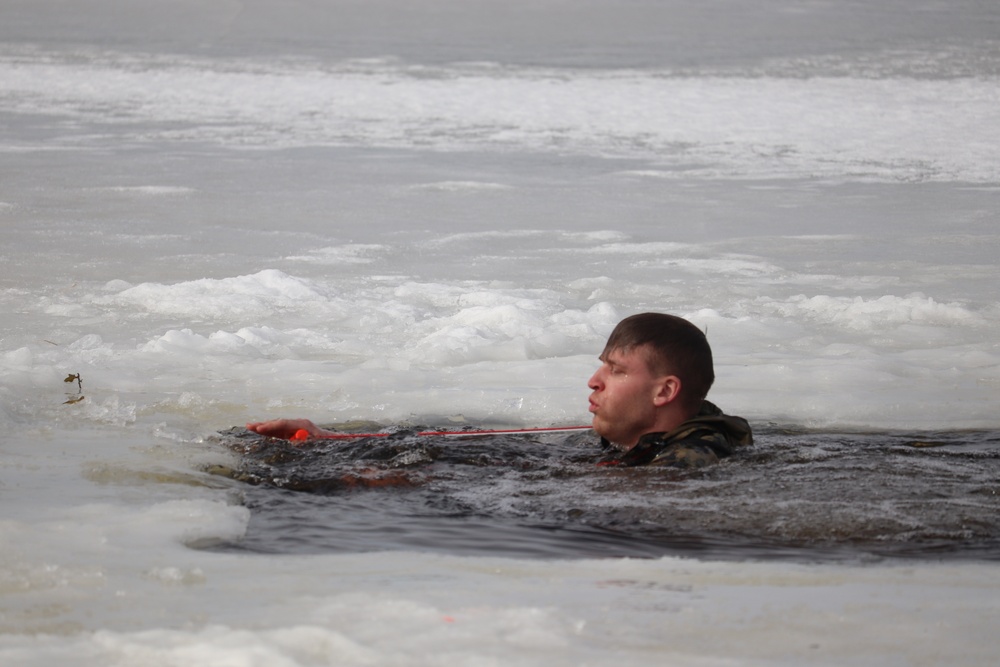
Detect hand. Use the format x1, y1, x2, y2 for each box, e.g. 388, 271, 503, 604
245, 418, 323, 440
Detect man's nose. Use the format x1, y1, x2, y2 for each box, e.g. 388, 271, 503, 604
588, 370, 603, 390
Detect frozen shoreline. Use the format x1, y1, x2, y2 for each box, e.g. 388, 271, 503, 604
3, 532, 997, 666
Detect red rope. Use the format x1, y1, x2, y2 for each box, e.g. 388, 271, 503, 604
291, 425, 593, 442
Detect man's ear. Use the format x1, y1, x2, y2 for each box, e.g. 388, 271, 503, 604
652, 375, 681, 407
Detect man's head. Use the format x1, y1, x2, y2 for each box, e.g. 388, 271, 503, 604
587, 313, 714, 447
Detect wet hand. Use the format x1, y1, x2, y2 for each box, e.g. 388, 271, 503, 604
245, 418, 322, 440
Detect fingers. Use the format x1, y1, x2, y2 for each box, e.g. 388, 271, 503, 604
245, 418, 317, 439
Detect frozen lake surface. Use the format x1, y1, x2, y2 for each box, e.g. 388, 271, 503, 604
1, 1, 999, 665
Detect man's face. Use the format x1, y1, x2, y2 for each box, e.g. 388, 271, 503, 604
587, 345, 665, 448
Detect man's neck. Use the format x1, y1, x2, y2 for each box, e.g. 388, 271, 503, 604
620, 404, 699, 450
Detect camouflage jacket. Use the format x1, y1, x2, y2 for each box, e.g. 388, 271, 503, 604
598, 400, 753, 469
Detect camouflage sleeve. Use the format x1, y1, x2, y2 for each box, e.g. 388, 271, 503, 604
647, 432, 733, 469
647, 442, 721, 468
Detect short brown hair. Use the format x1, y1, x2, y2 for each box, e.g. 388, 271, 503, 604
602, 313, 715, 409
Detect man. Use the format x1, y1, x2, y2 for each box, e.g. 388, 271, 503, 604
588, 312, 752, 467
247, 312, 752, 468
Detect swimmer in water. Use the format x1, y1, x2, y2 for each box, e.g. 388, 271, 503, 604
246, 312, 752, 468
587, 312, 752, 467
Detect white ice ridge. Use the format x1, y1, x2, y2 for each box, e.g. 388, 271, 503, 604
2, 52, 998, 182
102, 270, 339, 320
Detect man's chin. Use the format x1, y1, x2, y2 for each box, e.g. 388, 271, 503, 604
591, 420, 638, 449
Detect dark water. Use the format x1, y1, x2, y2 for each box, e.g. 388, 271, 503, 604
208, 425, 1000, 562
